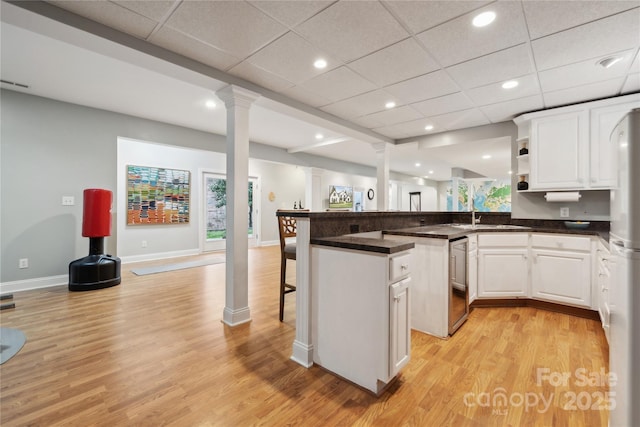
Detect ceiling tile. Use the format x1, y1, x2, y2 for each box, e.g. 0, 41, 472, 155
622, 73, 640, 94
522, 1, 639, 40
49, 0, 158, 39
348, 38, 439, 87
538, 49, 635, 92
410, 92, 474, 117
295, 1, 409, 63
480, 95, 544, 123
149, 26, 242, 71
248, 1, 332, 28
298, 66, 377, 103
446, 44, 535, 90
432, 108, 490, 131
532, 9, 640, 71
384, 71, 460, 105
320, 90, 396, 118
245, 32, 338, 85
280, 85, 334, 108
361, 106, 422, 127
630, 50, 640, 72
543, 78, 626, 108
227, 61, 295, 92
383, 0, 491, 34
165, 1, 287, 58
113, 1, 176, 21
416, 2, 528, 67
375, 117, 446, 139
466, 74, 540, 106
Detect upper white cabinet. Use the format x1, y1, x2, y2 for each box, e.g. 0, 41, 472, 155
514, 94, 640, 191
530, 110, 589, 190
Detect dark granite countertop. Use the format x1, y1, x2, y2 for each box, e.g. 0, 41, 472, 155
310, 236, 414, 254
384, 224, 609, 244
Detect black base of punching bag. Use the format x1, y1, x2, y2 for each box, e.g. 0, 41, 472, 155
69, 237, 121, 291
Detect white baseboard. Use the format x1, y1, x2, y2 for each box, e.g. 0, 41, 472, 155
120, 248, 200, 264
260, 240, 279, 247
1, 274, 68, 294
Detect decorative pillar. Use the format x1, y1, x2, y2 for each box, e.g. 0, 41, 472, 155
372, 142, 390, 211
291, 217, 313, 367
304, 167, 324, 211
216, 85, 260, 326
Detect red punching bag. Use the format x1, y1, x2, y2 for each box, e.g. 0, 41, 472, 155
82, 189, 112, 238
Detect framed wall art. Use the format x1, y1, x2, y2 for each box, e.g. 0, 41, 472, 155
127, 165, 190, 225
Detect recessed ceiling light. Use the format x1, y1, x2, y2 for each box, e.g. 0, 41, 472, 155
482, 154, 492, 159
508, 170, 513, 175
429, 170, 434, 174
314, 58, 327, 69
472, 11, 496, 27
424, 125, 434, 131
315, 133, 324, 140
415, 162, 421, 167
597, 56, 624, 68
205, 100, 216, 109
385, 101, 396, 109
501, 80, 519, 89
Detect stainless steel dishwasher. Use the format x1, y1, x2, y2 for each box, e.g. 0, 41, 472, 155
449, 237, 469, 334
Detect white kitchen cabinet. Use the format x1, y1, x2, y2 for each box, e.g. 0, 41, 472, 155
531, 234, 592, 308
529, 110, 589, 190
311, 245, 412, 394
477, 233, 529, 298
596, 242, 611, 343
468, 234, 478, 303
590, 100, 640, 188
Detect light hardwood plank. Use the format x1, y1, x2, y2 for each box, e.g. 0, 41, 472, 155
0, 246, 609, 426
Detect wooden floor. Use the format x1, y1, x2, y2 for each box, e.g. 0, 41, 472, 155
0, 245, 609, 426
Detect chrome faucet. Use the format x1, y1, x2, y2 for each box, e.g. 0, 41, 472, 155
471, 211, 482, 227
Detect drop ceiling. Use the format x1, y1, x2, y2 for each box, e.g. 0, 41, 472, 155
1, 0, 639, 182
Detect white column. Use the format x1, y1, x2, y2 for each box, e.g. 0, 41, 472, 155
372, 142, 390, 211
304, 167, 324, 211
291, 217, 313, 367
216, 85, 260, 326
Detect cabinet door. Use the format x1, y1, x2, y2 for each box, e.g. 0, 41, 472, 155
530, 111, 588, 189
531, 249, 591, 307
389, 279, 410, 377
468, 250, 478, 303
590, 101, 640, 188
478, 249, 528, 297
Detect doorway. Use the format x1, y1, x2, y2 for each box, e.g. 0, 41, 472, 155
202, 172, 259, 252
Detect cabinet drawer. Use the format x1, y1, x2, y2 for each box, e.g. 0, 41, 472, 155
389, 252, 411, 282
532, 234, 591, 251
478, 233, 528, 247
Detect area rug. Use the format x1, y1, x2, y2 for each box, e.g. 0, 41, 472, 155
131, 258, 225, 276
0, 327, 27, 365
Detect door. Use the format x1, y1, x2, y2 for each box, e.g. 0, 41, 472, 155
478, 249, 528, 297
389, 278, 410, 377
531, 249, 591, 307
203, 172, 259, 252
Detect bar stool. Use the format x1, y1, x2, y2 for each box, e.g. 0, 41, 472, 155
277, 212, 297, 321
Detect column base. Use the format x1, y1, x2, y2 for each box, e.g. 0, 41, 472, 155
222, 306, 251, 326
291, 340, 314, 368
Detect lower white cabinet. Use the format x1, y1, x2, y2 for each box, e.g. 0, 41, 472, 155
477, 233, 529, 298
597, 242, 611, 342
468, 238, 478, 304
311, 245, 412, 394
531, 234, 592, 308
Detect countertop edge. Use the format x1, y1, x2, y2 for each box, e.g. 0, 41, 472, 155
310, 237, 414, 254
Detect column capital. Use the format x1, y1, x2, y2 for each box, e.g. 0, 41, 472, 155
371, 141, 390, 153
216, 85, 260, 109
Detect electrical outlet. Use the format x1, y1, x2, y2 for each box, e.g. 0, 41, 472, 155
560, 207, 569, 218
141, 240, 147, 248
19, 258, 29, 269
62, 196, 75, 206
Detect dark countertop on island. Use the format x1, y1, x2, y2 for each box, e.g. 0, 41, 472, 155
310, 236, 414, 254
